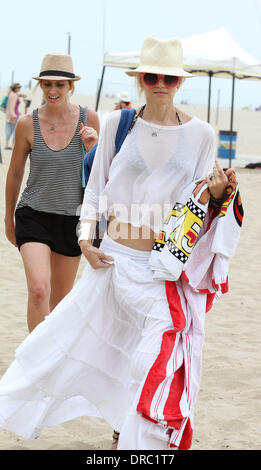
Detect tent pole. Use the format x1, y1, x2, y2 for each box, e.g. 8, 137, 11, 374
207, 71, 213, 123
215, 88, 221, 125
95, 65, 106, 111
229, 73, 236, 169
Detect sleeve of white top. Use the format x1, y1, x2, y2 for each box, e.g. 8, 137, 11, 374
195, 122, 216, 179
80, 110, 121, 221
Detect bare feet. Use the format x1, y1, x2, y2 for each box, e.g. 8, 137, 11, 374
111, 430, 120, 450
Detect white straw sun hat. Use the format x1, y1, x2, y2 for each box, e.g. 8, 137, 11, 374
126, 36, 193, 78
33, 54, 81, 81
118, 91, 131, 102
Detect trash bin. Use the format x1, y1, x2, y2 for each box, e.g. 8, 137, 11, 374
218, 130, 237, 159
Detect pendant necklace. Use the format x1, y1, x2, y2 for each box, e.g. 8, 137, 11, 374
151, 110, 182, 137
48, 117, 61, 132
49, 118, 62, 132
45, 109, 71, 132
127, 105, 182, 137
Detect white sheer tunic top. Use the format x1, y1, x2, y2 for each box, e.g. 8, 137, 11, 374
80, 110, 216, 234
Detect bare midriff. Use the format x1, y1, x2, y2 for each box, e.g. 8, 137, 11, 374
108, 215, 156, 251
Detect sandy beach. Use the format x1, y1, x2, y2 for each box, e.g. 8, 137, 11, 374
0, 90, 260, 450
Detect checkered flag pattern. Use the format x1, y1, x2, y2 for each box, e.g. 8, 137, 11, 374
173, 202, 185, 212
152, 242, 164, 252
187, 199, 206, 221
166, 240, 188, 264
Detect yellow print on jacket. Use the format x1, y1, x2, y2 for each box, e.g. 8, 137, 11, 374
168, 200, 205, 258
154, 230, 167, 247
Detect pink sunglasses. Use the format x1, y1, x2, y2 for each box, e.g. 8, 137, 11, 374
141, 72, 181, 88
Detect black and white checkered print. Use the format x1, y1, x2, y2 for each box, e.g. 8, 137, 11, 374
166, 240, 188, 263
173, 202, 185, 212
187, 199, 206, 220
152, 242, 164, 252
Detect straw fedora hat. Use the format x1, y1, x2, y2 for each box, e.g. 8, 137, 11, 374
126, 37, 193, 78
33, 54, 81, 81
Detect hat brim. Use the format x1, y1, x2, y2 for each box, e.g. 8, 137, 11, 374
118, 94, 131, 101
125, 66, 194, 77
32, 75, 81, 81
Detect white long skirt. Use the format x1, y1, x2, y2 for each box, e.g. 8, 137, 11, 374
0, 236, 174, 449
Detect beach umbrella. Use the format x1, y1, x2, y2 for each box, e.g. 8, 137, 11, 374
96, 28, 261, 167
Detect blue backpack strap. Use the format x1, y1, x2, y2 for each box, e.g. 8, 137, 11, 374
83, 144, 97, 186
115, 108, 136, 155
83, 108, 136, 186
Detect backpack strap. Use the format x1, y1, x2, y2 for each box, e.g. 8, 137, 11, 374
115, 108, 136, 155
83, 143, 97, 187
83, 108, 136, 186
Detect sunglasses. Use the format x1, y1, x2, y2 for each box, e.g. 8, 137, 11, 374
141, 73, 181, 88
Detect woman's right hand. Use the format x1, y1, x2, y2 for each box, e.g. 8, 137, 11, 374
5, 218, 17, 247
79, 123, 98, 153
79, 240, 113, 269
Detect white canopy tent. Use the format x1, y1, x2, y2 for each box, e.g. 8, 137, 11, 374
96, 28, 261, 166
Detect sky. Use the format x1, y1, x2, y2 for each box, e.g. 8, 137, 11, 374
1, 0, 261, 110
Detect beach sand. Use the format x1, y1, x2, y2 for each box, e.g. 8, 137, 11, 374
0, 92, 260, 450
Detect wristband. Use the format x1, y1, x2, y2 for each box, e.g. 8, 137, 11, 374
78, 222, 93, 243
209, 194, 223, 210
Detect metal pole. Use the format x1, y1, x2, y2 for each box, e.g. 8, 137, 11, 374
102, 0, 106, 58
95, 65, 106, 111
67, 32, 71, 55
95, 1, 106, 113
215, 88, 221, 126
229, 73, 236, 169
207, 72, 213, 123
11, 71, 14, 85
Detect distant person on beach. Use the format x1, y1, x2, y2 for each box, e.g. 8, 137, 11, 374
4, 53, 99, 332
0, 38, 242, 451
4, 83, 23, 149
24, 97, 32, 114
113, 90, 132, 110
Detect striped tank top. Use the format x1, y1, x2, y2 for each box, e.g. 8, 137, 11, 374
17, 106, 88, 216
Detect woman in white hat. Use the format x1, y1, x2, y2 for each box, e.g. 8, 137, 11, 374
0, 38, 238, 450
114, 90, 132, 110
4, 53, 99, 333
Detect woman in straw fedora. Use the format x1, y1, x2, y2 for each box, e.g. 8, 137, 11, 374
4, 53, 99, 333
0, 37, 239, 450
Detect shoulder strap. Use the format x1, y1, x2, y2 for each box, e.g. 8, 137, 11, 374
78, 106, 88, 131
80, 107, 89, 187
83, 108, 136, 187
82, 106, 88, 125
32, 108, 41, 135
115, 108, 136, 154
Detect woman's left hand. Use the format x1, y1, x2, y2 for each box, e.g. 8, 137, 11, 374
206, 160, 234, 199
79, 122, 98, 152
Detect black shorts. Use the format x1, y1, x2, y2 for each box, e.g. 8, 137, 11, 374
15, 206, 81, 257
